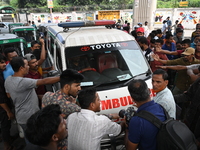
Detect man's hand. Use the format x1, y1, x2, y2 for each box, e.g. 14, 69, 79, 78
151, 54, 160, 61
39, 37, 45, 45
109, 113, 120, 119
7, 111, 14, 120
157, 65, 167, 69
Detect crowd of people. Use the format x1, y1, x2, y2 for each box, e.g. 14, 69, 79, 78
0, 17, 200, 150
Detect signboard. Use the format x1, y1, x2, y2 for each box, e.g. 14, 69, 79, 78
179, 1, 188, 7
47, 0, 53, 8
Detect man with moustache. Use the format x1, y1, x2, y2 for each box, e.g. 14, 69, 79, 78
0, 54, 15, 150
24, 54, 46, 104
152, 69, 176, 119
4, 57, 60, 135
42, 69, 84, 150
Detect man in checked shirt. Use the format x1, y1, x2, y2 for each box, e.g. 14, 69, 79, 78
42, 69, 84, 150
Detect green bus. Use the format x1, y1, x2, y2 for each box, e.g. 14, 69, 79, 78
0, 34, 29, 56
11, 26, 37, 47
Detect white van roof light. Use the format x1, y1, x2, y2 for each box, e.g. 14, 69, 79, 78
58, 20, 116, 28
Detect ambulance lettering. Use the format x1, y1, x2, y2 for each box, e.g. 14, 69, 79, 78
90, 43, 121, 50
101, 96, 134, 110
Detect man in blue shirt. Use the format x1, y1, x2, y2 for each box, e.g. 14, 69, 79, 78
126, 79, 166, 150
162, 34, 176, 60
3, 47, 18, 79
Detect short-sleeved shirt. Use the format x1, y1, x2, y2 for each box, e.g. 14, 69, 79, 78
42, 90, 81, 119
166, 57, 200, 91
128, 100, 166, 150
5, 76, 39, 124
24, 71, 46, 95
3, 63, 14, 80
162, 42, 176, 60
67, 109, 121, 150
153, 87, 176, 119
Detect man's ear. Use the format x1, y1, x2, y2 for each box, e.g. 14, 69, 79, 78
52, 134, 59, 142
165, 80, 169, 86
64, 84, 70, 91
90, 102, 95, 110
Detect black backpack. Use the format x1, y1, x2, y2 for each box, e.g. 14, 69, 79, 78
136, 108, 197, 150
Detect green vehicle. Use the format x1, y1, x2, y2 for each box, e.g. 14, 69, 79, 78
0, 34, 29, 56
11, 26, 37, 47
8, 23, 24, 33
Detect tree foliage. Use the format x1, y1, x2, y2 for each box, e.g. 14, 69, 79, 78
6, 0, 200, 10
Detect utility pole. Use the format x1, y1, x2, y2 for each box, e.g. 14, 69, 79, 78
132, 0, 157, 30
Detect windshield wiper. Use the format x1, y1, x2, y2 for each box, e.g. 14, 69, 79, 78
122, 69, 152, 86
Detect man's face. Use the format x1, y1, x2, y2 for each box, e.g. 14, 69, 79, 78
138, 42, 144, 50
152, 74, 168, 93
137, 32, 144, 37
55, 115, 67, 142
31, 43, 41, 51
196, 43, 200, 52
194, 37, 200, 43
23, 59, 30, 75
181, 43, 190, 50
68, 83, 81, 97
176, 32, 183, 38
0, 60, 6, 70
166, 36, 173, 43
7, 51, 18, 61
182, 54, 194, 62
93, 93, 101, 112
176, 43, 182, 50
154, 42, 162, 48
28, 59, 38, 71
196, 25, 200, 31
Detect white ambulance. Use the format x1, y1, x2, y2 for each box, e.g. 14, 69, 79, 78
44, 20, 153, 114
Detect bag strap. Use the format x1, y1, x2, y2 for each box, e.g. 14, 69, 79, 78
136, 110, 162, 128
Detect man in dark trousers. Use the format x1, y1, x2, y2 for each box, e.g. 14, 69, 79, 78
0, 54, 14, 150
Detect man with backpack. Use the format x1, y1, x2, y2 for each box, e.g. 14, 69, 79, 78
126, 79, 197, 150
125, 79, 166, 150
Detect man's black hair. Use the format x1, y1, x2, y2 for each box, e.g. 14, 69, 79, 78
31, 40, 40, 48
153, 69, 168, 80
151, 30, 157, 35
181, 39, 191, 45
165, 33, 173, 39
3, 47, 17, 57
0, 53, 6, 62
60, 69, 84, 88
148, 33, 155, 40
150, 39, 156, 44
10, 57, 25, 72
137, 37, 148, 45
155, 39, 164, 45
194, 35, 200, 39
78, 88, 97, 109
25, 104, 62, 147
128, 79, 150, 102
176, 28, 183, 33
156, 29, 162, 34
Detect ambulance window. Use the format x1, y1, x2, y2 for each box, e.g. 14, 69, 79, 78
48, 35, 55, 57
55, 43, 62, 71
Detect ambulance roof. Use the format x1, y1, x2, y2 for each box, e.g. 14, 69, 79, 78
48, 26, 135, 47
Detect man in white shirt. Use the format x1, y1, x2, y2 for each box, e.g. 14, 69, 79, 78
67, 88, 124, 150
152, 69, 176, 119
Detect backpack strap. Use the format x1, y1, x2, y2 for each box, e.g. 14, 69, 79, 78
136, 110, 162, 128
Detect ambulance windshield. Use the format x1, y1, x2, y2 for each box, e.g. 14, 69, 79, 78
65, 41, 151, 88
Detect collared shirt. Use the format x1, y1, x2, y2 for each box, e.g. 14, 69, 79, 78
24, 71, 46, 95
162, 42, 176, 60
128, 101, 166, 150
153, 87, 176, 119
42, 90, 81, 119
166, 57, 200, 91
67, 109, 121, 150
